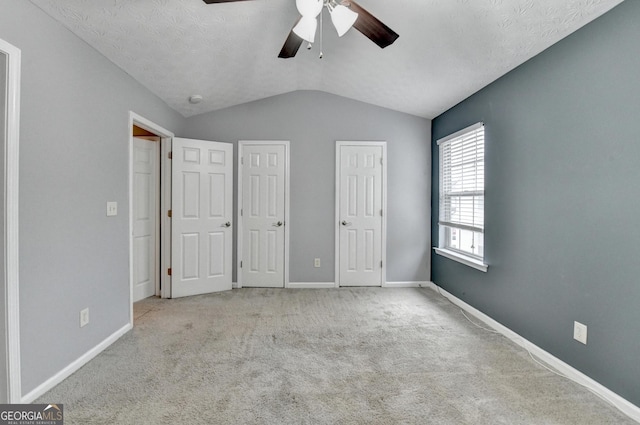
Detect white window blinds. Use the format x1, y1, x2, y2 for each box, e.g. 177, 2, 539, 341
438, 123, 485, 235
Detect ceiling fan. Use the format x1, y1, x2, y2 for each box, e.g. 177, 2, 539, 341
202, 0, 399, 58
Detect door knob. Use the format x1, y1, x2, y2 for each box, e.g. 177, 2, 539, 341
273, 221, 283, 227
223, 221, 231, 227
341, 221, 352, 226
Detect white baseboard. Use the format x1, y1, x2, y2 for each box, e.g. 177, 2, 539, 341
384, 281, 429, 288
419, 281, 438, 291
427, 284, 640, 423
248, 282, 431, 289
21, 323, 132, 403
232, 281, 238, 289
287, 282, 337, 289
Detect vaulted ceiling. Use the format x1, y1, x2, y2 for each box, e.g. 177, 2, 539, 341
29, 0, 623, 118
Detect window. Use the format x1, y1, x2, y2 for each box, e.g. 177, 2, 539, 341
435, 122, 487, 272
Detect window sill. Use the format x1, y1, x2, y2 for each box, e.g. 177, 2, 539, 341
434, 248, 488, 272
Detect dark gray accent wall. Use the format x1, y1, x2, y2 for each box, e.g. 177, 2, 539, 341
431, 1, 640, 405
0, 51, 7, 403
1, 0, 184, 395
183, 91, 431, 283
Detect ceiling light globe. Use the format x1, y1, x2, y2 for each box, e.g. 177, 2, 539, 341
293, 16, 318, 43
330, 5, 358, 37
296, 0, 323, 17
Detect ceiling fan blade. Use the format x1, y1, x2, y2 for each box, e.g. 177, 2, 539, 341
341, 0, 399, 49
278, 18, 304, 58
202, 0, 253, 4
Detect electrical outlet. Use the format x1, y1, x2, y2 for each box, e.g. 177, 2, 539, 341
80, 308, 90, 328
106, 201, 118, 217
314, 258, 321, 268
573, 321, 587, 345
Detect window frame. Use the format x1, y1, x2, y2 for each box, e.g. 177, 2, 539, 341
434, 122, 488, 272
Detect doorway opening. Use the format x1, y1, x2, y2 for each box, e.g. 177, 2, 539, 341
132, 125, 160, 303
128, 112, 173, 326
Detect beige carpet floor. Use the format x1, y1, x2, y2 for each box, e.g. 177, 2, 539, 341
37, 288, 635, 424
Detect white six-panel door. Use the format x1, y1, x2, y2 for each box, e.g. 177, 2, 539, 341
239, 142, 288, 288
132, 137, 159, 301
171, 138, 233, 297
336, 142, 386, 287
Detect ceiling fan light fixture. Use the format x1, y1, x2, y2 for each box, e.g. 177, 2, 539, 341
328, 4, 358, 37
296, 0, 323, 17
293, 16, 318, 43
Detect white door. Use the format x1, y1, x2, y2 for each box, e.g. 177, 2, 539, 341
171, 138, 233, 297
337, 143, 386, 286
239, 142, 288, 288
132, 137, 159, 302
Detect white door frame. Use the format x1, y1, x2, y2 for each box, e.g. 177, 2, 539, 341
334, 141, 387, 287
237, 140, 290, 288
128, 112, 173, 320
2, 38, 22, 403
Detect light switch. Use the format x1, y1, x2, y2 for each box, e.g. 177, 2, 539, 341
106, 201, 118, 217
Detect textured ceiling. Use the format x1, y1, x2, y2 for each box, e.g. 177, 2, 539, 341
29, 0, 623, 119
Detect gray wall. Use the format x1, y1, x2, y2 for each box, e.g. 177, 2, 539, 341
1, 0, 184, 395
183, 91, 431, 283
0, 51, 7, 403
431, 1, 640, 405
